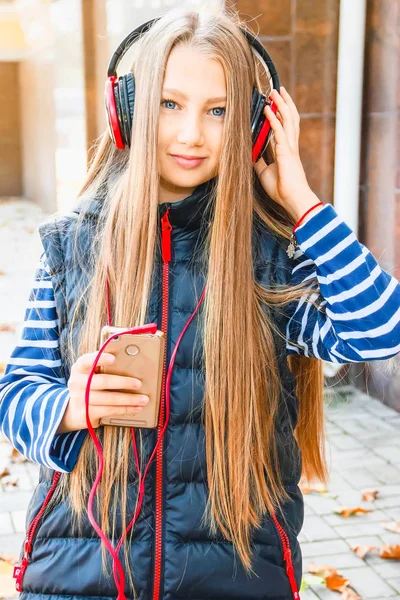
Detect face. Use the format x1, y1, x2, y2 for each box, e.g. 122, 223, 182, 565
157, 44, 227, 204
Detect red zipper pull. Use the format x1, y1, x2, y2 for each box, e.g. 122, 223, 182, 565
161, 207, 172, 263
283, 546, 300, 599
13, 557, 29, 592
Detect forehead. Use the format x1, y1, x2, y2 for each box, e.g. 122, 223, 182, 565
163, 44, 226, 96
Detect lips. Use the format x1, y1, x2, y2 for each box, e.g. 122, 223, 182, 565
170, 155, 206, 169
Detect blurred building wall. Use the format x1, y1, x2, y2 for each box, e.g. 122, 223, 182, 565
0, 61, 22, 196
235, 0, 340, 206
353, 0, 400, 410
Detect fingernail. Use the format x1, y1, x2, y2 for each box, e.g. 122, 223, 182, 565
139, 396, 149, 405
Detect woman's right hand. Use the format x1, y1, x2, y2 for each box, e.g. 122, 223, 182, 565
56, 352, 149, 433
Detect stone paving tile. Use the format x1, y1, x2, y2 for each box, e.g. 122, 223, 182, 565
0, 512, 13, 535
303, 494, 339, 516
0, 532, 25, 556
388, 579, 400, 594
339, 566, 398, 597
333, 520, 395, 538
324, 508, 392, 527
301, 515, 337, 542
301, 539, 350, 558
366, 558, 400, 579
305, 551, 365, 569
11, 509, 27, 533
300, 589, 320, 600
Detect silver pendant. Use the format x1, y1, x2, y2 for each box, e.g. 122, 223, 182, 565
286, 235, 298, 259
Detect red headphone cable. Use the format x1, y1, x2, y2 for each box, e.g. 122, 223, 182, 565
85, 270, 206, 599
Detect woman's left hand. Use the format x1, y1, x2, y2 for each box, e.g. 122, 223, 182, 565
254, 87, 316, 219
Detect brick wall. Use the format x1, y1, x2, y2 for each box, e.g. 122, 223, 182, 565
235, 0, 340, 204
0, 62, 22, 197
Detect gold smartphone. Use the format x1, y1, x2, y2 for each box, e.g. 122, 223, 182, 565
98, 325, 165, 428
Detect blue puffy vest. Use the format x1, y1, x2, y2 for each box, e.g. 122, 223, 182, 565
18, 179, 304, 600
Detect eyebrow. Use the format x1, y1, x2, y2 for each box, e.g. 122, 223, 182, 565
162, 87, 227, 103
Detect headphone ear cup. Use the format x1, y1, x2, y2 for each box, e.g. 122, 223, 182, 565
125, 73, 135, 146
118, 75, 132, 148
251, 88, 269, 162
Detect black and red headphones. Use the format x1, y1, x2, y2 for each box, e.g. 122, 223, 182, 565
104, 18, 280, 163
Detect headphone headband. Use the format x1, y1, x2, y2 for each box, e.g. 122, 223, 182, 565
107, 17, 280, 91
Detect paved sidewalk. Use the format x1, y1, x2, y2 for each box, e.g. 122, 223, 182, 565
0, 198, 400, 599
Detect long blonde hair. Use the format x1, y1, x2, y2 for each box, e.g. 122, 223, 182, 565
60, 4, 327, 585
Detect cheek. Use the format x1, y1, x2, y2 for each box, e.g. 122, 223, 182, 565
210, 124, 224, 160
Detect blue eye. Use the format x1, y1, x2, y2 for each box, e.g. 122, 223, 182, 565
161, 100, 178, 110
160, 99, 226, 117
210, 107, 225, 117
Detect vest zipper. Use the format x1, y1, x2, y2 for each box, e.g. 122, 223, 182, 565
13, 471, 61, 592
271, 513, 301, 600
152, 206, 172, 600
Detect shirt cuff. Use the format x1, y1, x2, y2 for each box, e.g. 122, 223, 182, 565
294, 203, 343, 259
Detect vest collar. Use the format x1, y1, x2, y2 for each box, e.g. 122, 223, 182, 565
75, 177, 217, 234
157, 176, 217, 232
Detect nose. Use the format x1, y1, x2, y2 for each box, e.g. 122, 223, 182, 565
176, 110, 204, 146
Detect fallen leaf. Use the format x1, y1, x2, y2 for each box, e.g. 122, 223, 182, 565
299, 481, 327, 494
0, 558, 18, 598
341, 588, 362, 600
379, 545, 400, 559
326, 572, 350, 592
0, 465, 10, 479
361, 488, 379, 502
334, 506, 373, 518
307, 563, 336, 578
0, 553, 18, 564
0, 323, 15, 332
301, 573, 326, 590
1, 475, 19, 490
23, 226, 35, 233
380, 521, 400, 534
10, 448, 28, 463
0, 362, 6, 375
0, 270, 5, 276
351, 544, 378, 559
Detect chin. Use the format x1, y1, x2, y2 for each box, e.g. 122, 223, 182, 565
162, 169, 212, 189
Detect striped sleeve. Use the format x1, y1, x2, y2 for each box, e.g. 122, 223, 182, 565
0, 252, 87, 472
286, 203, 400, 362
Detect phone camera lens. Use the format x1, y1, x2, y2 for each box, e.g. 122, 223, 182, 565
126, 345, 139, 356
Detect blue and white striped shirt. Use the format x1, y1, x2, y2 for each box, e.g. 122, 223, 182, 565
0, 203, 399, 473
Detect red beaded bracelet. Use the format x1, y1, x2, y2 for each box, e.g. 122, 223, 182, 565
286, 201, 324, 258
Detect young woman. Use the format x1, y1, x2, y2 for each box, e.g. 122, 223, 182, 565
1, 6, 399, 600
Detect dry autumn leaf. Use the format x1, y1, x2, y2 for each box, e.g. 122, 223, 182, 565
334, 506, 373, 518
0, 362, 6, 375
2, 475, 19, 490
380, 521, 400, 534
351, 544, 378, 559
379, 545, 400, 559
341, 589, 362, 600
0, 323, 15, 332
307, 563, 360, 599
0, 465, 10, 479
10, 447, 28, 463
361, 488, 379, 502
326, 572, 349, 593
0, 558, 18, 599
299, 481, 327, 494
307, 563, 336, 578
